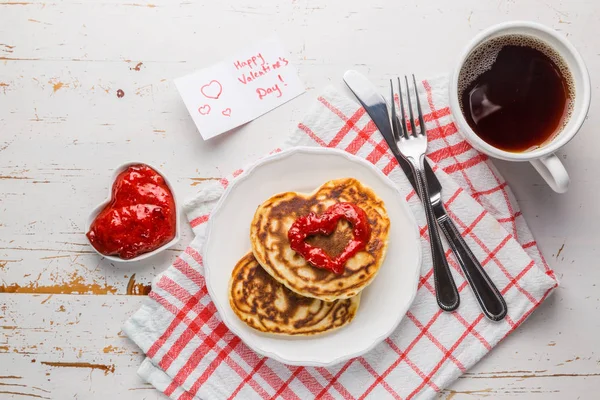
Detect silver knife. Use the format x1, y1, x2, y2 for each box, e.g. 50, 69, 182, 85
343, 70, 507, 321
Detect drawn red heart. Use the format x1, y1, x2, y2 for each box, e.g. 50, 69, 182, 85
222, 108, 231, 117
198, 104, 211, 115
201, 80, 222, 99
287, 203, 371, 274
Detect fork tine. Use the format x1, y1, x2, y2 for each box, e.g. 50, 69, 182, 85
404, 76, 418, 136
389, 79, 400, 141
397, 77, 409, 138
412, 74, 426, 135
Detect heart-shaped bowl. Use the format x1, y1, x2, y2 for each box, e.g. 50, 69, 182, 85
85, 161, 181, 263
203, 147, 422, 367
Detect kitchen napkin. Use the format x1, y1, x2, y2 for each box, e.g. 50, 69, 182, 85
123, 75, 558, 400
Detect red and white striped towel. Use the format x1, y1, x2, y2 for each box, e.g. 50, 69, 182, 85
123, 75, 558, 400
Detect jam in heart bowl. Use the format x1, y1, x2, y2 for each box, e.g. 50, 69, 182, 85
85, 161, 181, 263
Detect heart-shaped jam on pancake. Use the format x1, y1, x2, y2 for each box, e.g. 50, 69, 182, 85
250, 178, 389, 301
87, 164, 176, 259
288, 203, 371, 274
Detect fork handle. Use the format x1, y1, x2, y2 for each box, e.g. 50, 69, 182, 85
438, 215, 508, 321
414, 163, 460, 312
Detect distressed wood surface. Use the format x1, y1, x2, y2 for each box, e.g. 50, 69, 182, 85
1, 0, 598, 398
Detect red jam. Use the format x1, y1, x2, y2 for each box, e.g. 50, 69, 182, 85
287, 203, 371, 274
86, 164, 176, 260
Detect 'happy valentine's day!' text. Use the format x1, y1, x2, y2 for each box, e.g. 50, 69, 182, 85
234, 53, 290, 100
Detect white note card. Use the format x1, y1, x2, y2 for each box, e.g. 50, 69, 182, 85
174, 36, 305, 140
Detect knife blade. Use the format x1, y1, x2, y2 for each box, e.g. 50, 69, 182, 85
343, 70, 507, 321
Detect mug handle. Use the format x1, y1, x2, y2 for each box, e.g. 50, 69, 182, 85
529, 154, 570, 193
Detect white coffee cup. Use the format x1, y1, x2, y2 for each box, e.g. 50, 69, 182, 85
449, 21, 591, 193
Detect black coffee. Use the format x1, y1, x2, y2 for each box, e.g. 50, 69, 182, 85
458, 35, 574, 152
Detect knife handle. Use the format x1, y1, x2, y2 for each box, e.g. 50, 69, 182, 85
438, 215, 508, 321
414, 168, 460, 312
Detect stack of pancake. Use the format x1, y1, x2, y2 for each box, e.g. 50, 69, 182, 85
228, 178, 390, 336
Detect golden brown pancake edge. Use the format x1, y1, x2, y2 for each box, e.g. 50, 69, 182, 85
228, 252, 360, 335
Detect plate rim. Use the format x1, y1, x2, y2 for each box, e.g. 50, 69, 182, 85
202, 146, 422, 367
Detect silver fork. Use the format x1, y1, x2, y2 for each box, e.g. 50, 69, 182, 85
390, 75, 460, 312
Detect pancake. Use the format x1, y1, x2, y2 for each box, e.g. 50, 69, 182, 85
250, 178, 390, 301
229, 252, 360, 335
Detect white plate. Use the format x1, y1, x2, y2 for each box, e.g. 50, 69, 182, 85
85, 161, 181, 263
203, 147, 421, 366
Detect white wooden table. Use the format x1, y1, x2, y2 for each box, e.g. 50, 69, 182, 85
1, 0, 598, 398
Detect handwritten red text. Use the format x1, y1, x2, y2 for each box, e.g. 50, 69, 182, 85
233, 53, 266, 70
236, 56, 290, 85
257, 83, 282, 100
